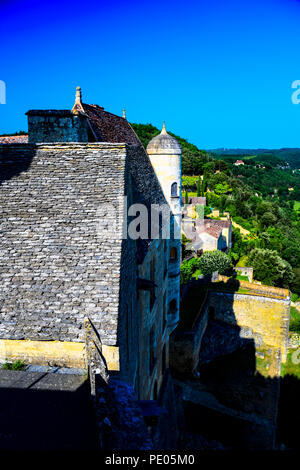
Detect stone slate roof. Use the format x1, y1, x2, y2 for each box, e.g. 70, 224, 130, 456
73, 102, 141, 145
0, 135, 28, 144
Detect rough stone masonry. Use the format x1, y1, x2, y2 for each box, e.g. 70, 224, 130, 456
0, 142, 127, 345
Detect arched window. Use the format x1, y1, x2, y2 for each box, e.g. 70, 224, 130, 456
169, 247, 177, 261
169, 299, 177, 315
208, 306, 215, 318
171, 182, 177, 197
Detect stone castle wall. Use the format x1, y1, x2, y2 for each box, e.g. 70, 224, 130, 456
217, 275, 289, 299
209, 289, 290, 362
169, 292, 209, 376
121, 144, 175, 399
0, 142, 127, 346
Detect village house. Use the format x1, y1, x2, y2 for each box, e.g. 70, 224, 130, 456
181, 198, 232, 253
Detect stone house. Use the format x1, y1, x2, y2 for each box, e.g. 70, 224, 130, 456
190, 220, 223, 252
0, 87, 182, 402
182, 200, 232, 253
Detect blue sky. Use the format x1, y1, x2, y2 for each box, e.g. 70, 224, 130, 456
0, 0, 300, 149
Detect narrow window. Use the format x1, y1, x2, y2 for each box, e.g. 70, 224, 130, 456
150, 326, 156, 373
162, 344, 167, 375
169, 299, 177, 315
150, 257, 156, 310
171, 182, 177, 197
126, 304, 131, 362
162, 292, 167, 331
169, 247, 177, 261
153, 381, 158, 400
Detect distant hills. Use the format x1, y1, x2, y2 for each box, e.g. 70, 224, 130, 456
210, 148, 300, 168
2, 127, 300, 170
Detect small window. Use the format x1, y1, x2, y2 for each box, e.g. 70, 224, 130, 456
171, 182, 177, 197
169, 299, 177, 315
208, 306, 215, 318
162, 344, 167, 375
153, 381, 158, 400
150, 257, 156, 310
162, 292, 167, 330
150, 326, 156, 373
169, 247, 177, 261
126, 303, 132, 362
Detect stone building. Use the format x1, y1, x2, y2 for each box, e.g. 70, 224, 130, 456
182, 217, 232, 253
0, 87, 182, 402
181, 195, 232, 254
146, 124, 182, 332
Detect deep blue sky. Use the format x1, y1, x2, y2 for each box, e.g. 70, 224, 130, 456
1, 0, 300, 149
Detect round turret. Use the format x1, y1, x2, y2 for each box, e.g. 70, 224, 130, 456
147, 122, 182, 334
146, 122, 181, 155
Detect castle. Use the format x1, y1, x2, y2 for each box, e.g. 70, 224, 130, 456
0, 88, 292, 450
0, 87, 181, 403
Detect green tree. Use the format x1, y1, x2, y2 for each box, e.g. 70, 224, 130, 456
185, 188, 189, 204
247, 248, 294, 288
214, 182, 232, 195
180, 257, 201, 284
198, 250, 232, 276
260, 211, 277, 227
197, 176, 201, 197
201, 176, 206, 196
291, 268, 300, 296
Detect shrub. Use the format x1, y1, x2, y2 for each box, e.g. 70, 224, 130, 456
180, 257, 201, 284
247, 248, 294, 288
198, 250, 232, 276
289, 307, 300, 333
236, 255, 249, 267
2, 360, 26, 371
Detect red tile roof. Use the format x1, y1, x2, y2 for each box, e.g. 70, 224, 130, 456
203, 221, 223, 239
0, 135, 28, 144
212, 219, 231, 229
194, 219, 231, 239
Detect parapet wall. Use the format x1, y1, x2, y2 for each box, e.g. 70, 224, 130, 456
0, 142, 127, 347
217, 275, 290, 299
169, 293, 209, 376
209, 283, 290, 363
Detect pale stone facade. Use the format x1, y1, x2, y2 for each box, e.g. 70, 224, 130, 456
147, 124, 182, 332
